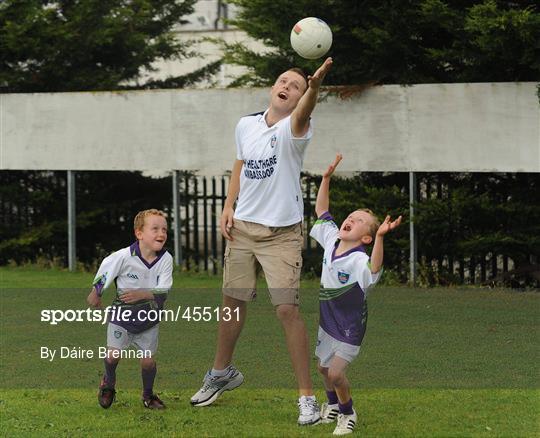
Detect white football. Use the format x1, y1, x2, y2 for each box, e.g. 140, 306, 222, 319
290, 17, 332, 60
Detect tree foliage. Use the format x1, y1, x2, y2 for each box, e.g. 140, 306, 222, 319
0, 0, 220, 92
221, 0, 540, 86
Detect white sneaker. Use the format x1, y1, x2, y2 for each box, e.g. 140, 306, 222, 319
297, 395, 320, 425
190, 365, 244, 407
333, 409, 357, 435
320, 402, 339, 423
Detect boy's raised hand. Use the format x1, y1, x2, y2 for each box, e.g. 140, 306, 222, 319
376, 215, 402, 237
323, 153, 343, 179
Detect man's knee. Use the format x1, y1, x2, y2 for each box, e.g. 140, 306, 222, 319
275, 304, 300, 322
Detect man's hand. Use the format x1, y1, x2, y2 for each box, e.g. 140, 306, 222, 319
120, 290, 154, 304
376, 215, 402, 237
87, 288, 102, 308
323, 153, 343, 179
220, 205, 235, 241
308, 57, 333, 91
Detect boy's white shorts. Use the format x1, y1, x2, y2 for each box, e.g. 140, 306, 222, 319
106, 323, 159, 356
315, 326, 360, 368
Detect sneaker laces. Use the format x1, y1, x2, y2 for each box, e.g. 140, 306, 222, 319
298, 397, 318, 415
200, 373, 219, 392
201, 366, 236, 391
321, 402, 336, 416
336, 413, 353, 429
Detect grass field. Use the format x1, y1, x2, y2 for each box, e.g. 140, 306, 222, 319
1, 266, 539, 437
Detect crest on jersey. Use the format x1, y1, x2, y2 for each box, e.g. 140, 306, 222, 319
270, 134, 277, 148
337, 271, 350, 284
114, 330, 122, 339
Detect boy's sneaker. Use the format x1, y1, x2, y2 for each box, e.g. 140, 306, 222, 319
333, 409, 357, 435
297, 395, 320, 425
320, 402, 339, 423
143, 394, 166, 409
98, 378, 116, 409
190, 365, 244, 407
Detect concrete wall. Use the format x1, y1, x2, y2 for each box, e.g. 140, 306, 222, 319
1, 82, 538, 174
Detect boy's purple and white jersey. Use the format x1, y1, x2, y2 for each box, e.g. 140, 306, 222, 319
92, 242, 173, 333
309, 212, 381, 346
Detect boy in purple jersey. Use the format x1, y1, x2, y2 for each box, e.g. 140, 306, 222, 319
310, 155, 401, 435
87, 209, 173, 410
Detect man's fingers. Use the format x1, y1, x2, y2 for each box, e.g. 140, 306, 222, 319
317, 57, 333, 76
319, 57, 333, 70
221, 216, 234, 241
220, 223, 233, 241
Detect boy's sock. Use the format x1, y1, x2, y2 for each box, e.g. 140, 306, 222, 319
326, 390, 338, 405
338, 398, 354, 415
103, 359, 118, 386
142, 365, 157, 399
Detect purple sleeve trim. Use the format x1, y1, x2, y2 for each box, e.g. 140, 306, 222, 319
93, 274, 107, 296
319, 211, 334, 221
94, 283, 104, 297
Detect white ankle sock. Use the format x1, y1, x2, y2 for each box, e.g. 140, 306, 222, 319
211, 367, 229, 377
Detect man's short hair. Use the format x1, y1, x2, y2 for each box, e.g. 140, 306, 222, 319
134, 209, 167, 232
287, 67, 308, 91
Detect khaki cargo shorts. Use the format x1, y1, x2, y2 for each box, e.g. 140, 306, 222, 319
223, 219, 303, 306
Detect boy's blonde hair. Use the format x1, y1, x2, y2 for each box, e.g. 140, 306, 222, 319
356, 208, 380, 239
133, 209, 167, 232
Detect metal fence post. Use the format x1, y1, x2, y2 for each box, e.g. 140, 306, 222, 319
172, 170, 182, 266
67, 170, 76, 271
409, 171, 417, 286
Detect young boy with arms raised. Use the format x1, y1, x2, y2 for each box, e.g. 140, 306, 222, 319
87, 209, 173, 410
310, 155, 401, 435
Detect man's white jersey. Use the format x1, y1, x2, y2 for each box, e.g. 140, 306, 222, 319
234, 110, 312, 227
310, 211, 381, 346
93, 241, 173, 333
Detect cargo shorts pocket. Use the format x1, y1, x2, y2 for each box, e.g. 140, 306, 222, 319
282, 253, 303, 289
